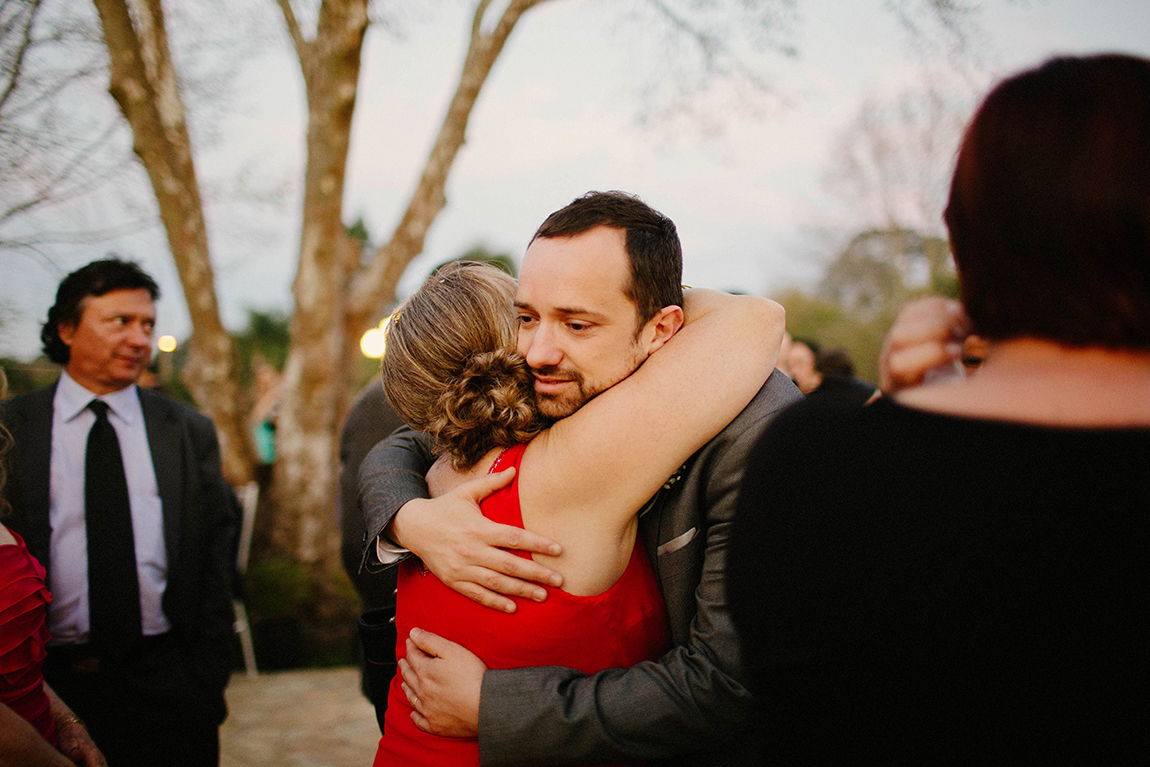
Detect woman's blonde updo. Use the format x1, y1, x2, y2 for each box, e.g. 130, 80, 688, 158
382, 261, 543, 469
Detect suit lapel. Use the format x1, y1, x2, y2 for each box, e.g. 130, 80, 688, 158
139, 389, 183, 570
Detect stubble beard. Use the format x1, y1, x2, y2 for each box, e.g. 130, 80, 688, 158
531, 344, 648, 422
533, 367, 595, 422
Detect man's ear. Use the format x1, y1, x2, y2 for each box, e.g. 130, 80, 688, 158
57, 321, 76, 349
642, 305, 685, 355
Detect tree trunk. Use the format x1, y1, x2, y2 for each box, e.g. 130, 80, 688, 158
92, 0, 255, 484
272, 0, 369, 567
344, 0, 551, 327
273, 0, 549, 568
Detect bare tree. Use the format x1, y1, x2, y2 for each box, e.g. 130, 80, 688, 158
0, 0, 134, 254
268, 0, 552, 568
823, 86, 969, 235
91, 0, 255, 481
70, 0, 1000, 611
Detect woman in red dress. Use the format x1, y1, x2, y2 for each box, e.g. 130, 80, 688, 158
1, 374, 106, 767
372, 259, 783, 765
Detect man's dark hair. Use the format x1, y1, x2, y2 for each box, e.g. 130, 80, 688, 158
41, 257, 160, 364
815, 348, 855, 379
945, 54, 1150, 347
532, 191, 683, 331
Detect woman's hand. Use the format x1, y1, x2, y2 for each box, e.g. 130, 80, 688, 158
399, 627, 486, 738
45, 684, 107, 767
54, 716, 106, 767
879, 298, 972, 394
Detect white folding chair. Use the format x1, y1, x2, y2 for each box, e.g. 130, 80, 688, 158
233, 481, 259, 678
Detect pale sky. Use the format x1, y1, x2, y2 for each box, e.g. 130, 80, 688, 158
3, 0, 1149, 360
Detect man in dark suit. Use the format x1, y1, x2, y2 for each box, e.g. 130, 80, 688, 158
358, 192, 801, 765
1, 258, 236, 767
338, 380, 404, 732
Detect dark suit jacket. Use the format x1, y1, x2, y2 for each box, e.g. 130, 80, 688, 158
358, 371, 802, 766
1, 382, 237, 723
340, 381, 404, 610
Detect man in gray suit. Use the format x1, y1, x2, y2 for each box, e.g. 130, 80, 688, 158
359, 191, 801, 765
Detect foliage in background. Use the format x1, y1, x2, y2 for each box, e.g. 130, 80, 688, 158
782, 80, 966, 383
233, 309, 291, 380
779, 228, 958, 383
243, 555, 360, 669
0, 357, 59, 395
436, 243, 518, 278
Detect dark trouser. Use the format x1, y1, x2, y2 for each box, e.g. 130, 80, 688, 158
359, 605, 399, 735
44, 633, 223, 767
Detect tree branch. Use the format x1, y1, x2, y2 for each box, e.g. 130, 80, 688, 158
275, 0, 308, 66
0, 0, 43, 115
346, 0, 550, 316
470, 0, 493, 39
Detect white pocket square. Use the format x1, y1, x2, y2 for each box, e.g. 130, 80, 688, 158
657, 527, 698, 556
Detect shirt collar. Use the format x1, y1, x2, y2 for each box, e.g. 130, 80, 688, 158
56, 370, 142, 425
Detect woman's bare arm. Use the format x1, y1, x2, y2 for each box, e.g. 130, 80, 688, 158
526, 290, 783, 530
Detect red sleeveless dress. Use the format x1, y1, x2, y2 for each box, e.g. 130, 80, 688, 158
0, 529, 56, 745
373, 443, 671, 766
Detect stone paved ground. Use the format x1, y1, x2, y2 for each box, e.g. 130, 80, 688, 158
221, 667, 380, 767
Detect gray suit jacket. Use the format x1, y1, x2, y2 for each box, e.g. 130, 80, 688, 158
358, 371, 802, 766
1, 382, 237, 722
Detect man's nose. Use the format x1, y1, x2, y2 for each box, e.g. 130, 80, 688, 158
523, 324, 561, 369
127, 323, 152, 348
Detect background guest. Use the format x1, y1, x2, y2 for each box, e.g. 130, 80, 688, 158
339, 380, 404, 733
803, 347, 878, 406
730, 53, 1150, 763
783, 336, 820, 394
1, 258, 236, 767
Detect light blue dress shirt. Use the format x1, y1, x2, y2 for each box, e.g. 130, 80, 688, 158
48, 371, 171, 644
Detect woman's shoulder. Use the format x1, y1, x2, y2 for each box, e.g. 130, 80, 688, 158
426, 443, 525, 498
0, 526, 49, 599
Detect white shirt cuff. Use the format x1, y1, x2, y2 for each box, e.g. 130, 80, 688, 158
375, 535, 409, 564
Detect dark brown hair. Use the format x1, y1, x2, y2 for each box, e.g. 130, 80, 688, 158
41, 257, 160, 364
945, 54, 1150, 347
533, 191, 683, 332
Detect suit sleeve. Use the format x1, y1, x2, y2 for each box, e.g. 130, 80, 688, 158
357, 427, 435, 574
477, 423, 764, 766
186, 413, 239, 699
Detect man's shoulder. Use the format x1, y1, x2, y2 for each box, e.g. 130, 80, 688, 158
669, 371, 802, 494
137, 387, 216, 432
711, 370, 803, 446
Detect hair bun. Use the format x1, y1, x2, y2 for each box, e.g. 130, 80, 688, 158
429, 349, 542, 468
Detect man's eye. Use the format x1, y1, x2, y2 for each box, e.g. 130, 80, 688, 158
517, 315, 535, 325
567, 323, 589, 332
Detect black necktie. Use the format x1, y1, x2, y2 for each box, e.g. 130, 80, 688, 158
85, 399, 143, 661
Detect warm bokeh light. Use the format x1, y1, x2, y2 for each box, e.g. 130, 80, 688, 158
360, 315, 393, 358
157, 335, 178, 353
360, 328, 386, 358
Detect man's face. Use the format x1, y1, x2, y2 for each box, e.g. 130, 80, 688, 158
515, 226, 650, 421
786, 341, 820, 394
59, 288, 156, 395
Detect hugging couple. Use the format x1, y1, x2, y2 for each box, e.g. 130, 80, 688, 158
358, 190, 799, 766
